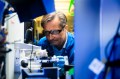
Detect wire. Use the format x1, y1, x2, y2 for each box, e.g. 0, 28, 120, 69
29, 20, 34, 73
29, 41, 33, 73
105, 20, 120, 62
105, 37, 114, 59
103, 20, 120, 79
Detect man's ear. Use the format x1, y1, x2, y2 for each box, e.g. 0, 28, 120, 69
65, 25, 68, 30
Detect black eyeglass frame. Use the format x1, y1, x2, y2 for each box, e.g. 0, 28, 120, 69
43, 28, 63, 36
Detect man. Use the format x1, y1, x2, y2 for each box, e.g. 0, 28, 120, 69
37, 11, 74, 65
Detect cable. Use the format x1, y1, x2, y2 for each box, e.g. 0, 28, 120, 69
103, 20, 120, 79
29, 20, 35, 73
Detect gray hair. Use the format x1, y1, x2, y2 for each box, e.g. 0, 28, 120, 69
41, 11, 67, 28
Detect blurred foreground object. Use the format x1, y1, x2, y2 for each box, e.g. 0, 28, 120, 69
6, 0, 55, 22
0, 0, 5, 25
0, 28, 11, 55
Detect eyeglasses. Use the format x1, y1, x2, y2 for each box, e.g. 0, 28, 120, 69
43, 29, 63, 36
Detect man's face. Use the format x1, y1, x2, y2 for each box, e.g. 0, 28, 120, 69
43, 17, 66, 48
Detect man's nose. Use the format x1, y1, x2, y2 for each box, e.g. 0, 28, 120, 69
48, 34, 54, 40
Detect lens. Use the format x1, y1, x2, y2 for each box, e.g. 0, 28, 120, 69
44, 31, 50, 35
44, 29, 62, 35
51, 30, 61, 34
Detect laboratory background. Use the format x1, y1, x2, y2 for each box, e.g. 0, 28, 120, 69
0, 0, 120, 79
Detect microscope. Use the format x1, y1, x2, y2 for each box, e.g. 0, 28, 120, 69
14, 42, 69, 79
